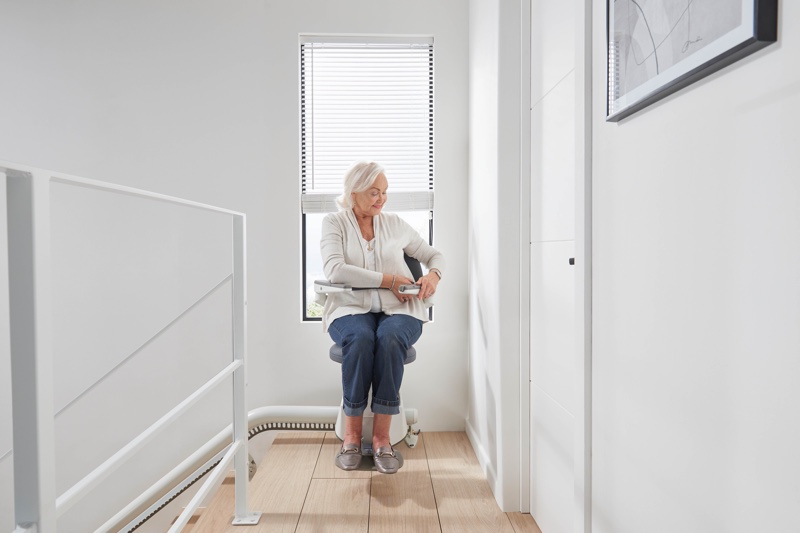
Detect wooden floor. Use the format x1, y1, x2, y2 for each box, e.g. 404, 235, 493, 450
187, 431, 542, 533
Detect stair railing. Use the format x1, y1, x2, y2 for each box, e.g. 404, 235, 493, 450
3, 162, 261, 532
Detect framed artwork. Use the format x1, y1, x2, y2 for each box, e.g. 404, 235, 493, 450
606, 0, 778, 122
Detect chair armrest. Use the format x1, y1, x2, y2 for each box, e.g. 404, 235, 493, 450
314, 280, 352, 294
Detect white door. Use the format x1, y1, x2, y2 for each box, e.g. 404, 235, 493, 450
529, 0, 577, 530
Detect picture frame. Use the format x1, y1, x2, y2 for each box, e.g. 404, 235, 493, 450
606, 0, 778, 122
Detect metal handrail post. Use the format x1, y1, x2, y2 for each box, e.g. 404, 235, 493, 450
7, 170, 57, 532
231, 214, 261, 526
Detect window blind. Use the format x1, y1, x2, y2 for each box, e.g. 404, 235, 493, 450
300, 36, 434, 214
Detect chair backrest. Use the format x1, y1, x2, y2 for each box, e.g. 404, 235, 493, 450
404, 254, 423, 281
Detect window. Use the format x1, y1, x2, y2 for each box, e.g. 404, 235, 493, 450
300, 35, 434, 320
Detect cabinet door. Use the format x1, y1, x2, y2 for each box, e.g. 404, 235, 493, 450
530, 240, 575, 533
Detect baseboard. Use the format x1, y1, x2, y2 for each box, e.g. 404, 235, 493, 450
465, 419, 504, 509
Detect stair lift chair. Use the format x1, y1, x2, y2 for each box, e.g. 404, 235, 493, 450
315, 254, 423, 453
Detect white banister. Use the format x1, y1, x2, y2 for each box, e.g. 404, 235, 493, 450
4, 162, 260, 531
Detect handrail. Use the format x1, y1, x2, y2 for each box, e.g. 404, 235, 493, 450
56, 361, 242, 516
4, 161, 259, 531
48, 174, 242, 217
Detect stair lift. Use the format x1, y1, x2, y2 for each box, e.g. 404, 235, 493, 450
313, 253, 425, 453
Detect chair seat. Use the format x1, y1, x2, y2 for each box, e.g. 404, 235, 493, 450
329, 344, 416, 365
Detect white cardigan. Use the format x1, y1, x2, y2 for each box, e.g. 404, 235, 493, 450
320, 209, 445, 331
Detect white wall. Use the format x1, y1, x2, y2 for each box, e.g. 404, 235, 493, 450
467, 0, 525, 511
591, 2, 800, 532
0, 0, 468, 529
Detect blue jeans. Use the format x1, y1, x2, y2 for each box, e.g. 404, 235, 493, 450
329, 313, 423, 416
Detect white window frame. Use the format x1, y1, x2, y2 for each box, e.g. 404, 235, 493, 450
299, 34, 435, 321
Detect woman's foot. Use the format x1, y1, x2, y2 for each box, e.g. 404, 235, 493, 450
370, 412, 402, 473
335, 442, 363, 471
335, 413, 364, 471
371, 413, 392, 453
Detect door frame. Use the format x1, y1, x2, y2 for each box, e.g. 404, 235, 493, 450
518, 0, 532, 515
574, 0, 593, 531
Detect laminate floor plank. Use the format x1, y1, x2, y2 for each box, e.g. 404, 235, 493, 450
425, 432, 516, 533
186, 475, 236, 532
191, 432, 325, 533
247, 432, 327, 533
295, 478, 371, 533
369, 433, 441, 533
507, 512, 543, 533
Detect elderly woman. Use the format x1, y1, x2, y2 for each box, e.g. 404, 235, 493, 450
321, 161, 444, 474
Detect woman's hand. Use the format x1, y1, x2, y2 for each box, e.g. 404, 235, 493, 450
390, 275, 415, 303
414, 272, 439, 300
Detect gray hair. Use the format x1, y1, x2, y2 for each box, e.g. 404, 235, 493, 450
336, 161, 385, 210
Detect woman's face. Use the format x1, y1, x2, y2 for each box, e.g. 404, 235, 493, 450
351, 173, 388, 217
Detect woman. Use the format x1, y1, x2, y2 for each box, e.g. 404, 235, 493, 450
320, 161, 444, 474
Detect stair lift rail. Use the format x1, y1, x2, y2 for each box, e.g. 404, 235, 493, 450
106, 404, 418, 532
3, 163, 261, 532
